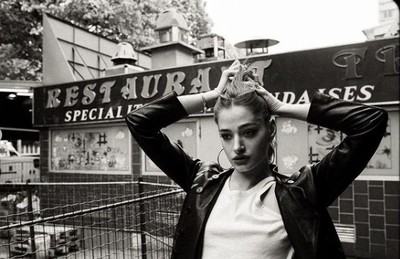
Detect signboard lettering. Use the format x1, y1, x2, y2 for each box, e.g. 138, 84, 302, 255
34, 38, 399, 126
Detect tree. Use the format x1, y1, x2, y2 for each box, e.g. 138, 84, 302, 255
0, 0, 47, 80
52, 0, 162, 47
0, 0, 212, 81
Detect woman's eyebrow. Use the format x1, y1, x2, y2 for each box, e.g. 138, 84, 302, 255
218, 122, 260, 132
238, 122, 259, 130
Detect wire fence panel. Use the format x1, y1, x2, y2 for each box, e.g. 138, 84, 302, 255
0, 181, 185, 259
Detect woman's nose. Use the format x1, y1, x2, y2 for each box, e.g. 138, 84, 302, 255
233, 137, 245, 153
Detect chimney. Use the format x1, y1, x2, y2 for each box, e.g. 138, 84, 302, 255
105, 42, 144, 76
140, 9, 204, 69
196, 33, 226, 62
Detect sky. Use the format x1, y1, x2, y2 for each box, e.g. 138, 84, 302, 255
204, 0, 381, 54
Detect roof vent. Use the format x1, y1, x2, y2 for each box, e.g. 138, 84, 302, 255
111, 42, 137, 66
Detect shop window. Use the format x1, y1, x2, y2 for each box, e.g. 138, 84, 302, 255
308, 124, 344, 163
143, 120, 198, 175
366, 117, 392, 169
50, 125, 131, 174
307, 111, 398, 178
276, 118, 308, 175
361, 110, 399, 180
276, 111, 398, 179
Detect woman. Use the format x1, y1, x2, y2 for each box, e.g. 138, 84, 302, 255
125, 60, 388, 259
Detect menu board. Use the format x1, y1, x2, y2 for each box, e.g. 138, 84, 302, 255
51, 126, 130, 173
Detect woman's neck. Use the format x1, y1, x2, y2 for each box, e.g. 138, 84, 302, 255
230, 161, 272, 191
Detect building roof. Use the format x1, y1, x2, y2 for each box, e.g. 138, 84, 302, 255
140, 41, 204, 55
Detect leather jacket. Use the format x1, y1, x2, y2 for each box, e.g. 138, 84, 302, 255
126, 91, 388, 259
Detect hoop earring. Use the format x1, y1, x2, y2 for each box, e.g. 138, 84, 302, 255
217, 148, 232, 171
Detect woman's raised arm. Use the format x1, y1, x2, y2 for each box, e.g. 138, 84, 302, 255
178, 60, 241, 114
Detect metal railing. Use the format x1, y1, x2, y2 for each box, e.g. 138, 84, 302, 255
0, 180, 185, 258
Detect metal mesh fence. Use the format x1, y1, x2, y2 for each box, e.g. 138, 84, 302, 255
0, 181, 185, 258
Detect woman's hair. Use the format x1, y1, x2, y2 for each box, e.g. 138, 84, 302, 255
214, 65, 277, 162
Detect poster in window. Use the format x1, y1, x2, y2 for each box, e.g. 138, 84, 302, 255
144, 121, 197, 174
51, 126, 130, 173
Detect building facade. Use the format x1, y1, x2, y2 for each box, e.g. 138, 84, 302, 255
34, 37, 399, 258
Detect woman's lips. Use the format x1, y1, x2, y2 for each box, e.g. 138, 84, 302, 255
232, 156, 249, 164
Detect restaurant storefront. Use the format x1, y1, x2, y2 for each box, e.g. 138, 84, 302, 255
34, 37, 399, 258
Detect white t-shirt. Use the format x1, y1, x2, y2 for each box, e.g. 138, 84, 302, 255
202, 176, 294, 259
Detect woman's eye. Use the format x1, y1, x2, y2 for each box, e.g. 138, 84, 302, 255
242, 129, 256, 137
220, 134, 232, 140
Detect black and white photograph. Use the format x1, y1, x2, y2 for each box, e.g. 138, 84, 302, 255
0, 0, 399, 258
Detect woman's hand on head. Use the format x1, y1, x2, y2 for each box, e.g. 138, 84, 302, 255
255, 87, 284, 114
215, 59, 241, 94
255, 87, 310, 120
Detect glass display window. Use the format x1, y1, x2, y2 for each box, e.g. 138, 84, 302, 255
50, 125, 131, 174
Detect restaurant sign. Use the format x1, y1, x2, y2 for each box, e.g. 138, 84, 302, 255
33, 38, 399, 126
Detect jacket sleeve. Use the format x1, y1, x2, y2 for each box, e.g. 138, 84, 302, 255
125, 91, 202, 192
306, 92, 388, 207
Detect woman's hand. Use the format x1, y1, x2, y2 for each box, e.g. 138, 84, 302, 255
215, 59, 241, 94
256, 87, 310, 120
178, 60, 240, 114
255, 87, 284, 114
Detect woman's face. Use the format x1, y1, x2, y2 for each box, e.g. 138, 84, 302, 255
217, 105, 270, 174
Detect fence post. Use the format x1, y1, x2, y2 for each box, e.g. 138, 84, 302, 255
26, 180, 37, 259
138, 177, 147, 259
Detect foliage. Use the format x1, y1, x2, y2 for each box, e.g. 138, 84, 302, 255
53, 0, 162, 47
0, 0, 213, 81
0, 0, 47, 80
